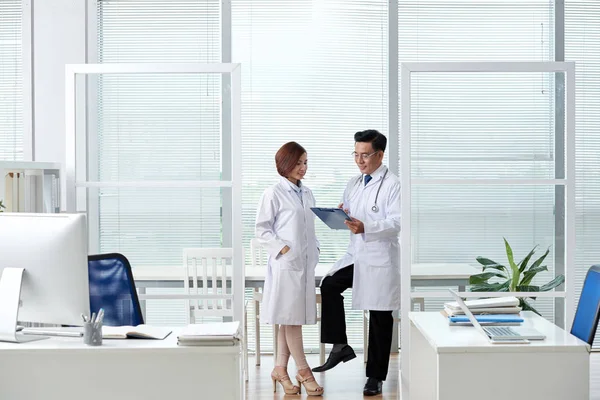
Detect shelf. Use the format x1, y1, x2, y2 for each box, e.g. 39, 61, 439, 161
0, 161, 60, 171
1, 161, 61, 213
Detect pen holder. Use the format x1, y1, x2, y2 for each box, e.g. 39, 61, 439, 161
83, 321, 103, 346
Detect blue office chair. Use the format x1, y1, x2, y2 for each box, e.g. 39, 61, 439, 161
570, 265, 600, 346
88, 253, 144, 326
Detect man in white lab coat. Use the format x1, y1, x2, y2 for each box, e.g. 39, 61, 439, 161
312, 130, 401, 397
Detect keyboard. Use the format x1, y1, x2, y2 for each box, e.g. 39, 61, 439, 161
484, 326, 519, 337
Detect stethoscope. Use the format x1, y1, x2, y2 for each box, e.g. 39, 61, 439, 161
351, 168, 389, 213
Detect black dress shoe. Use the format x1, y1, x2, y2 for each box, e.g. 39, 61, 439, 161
363, 377, 383, 396
311, 345, 356, 372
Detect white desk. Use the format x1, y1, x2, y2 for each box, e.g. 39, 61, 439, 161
133, 262, 478, 290
0, 328, 243, 400
408, 311, 590, 400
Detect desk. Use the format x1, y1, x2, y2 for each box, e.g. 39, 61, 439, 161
133, 262, 478, 291
0, 328, 243, 400
133, 263, 478, 353
408, 311, 590, 400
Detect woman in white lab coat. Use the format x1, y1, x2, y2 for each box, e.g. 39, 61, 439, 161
255, 141, 323, 396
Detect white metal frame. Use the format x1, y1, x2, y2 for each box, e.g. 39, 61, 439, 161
399, 61, 576, 393
63, 63, 244, 328
22, 0, 33, 160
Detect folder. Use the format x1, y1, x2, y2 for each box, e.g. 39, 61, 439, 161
4, 173, 14, 212
310, 207, 352, 230
449, 314, 524, 324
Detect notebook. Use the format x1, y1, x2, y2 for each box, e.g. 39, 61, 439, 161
448, 289, 545, 342
102, 325, 172, 340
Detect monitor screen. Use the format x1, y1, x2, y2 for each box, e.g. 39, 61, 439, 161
571, 266, 600, 345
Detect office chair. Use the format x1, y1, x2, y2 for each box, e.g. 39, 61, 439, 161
570, 264, 600, 346
88, 253, 144, 326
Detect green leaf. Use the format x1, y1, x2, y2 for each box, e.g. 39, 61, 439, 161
527, 247, 550, 273
516, 285, 540, 292
519, 265, 548, 286
476, 257, 508, 275
520, 298, 541, 315
503, 238, 519, 291
540, 275, 565, 291
469, 271, 507, 285
476, 257, 500, 266
518, 245, 538, 273
516, 285, 540, 300
469, 281, 510, 292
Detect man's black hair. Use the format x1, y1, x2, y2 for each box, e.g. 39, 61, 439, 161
354, 129, 387, 152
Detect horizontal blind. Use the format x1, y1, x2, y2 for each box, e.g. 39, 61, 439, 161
0, 0, 23, 161
96, 0, 222, 326
398, 1, 558, 319
232, 0, 388, 350
96, 0, 221, 268
565, 0, 600, 348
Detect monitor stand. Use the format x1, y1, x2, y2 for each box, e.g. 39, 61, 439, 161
0, 268, 48, 343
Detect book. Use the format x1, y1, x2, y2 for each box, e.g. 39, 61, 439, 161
177, 321, 241, 346
102, 325, 172, 340
443, 306, 522, 316
448, 314, 524, 324
444, 296, 520, 310
177, 339, 238, 346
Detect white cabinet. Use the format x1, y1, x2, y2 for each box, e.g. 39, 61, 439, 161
0, 161, 61, 213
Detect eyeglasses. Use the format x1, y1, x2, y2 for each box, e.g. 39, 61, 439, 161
352, 151, 380, 160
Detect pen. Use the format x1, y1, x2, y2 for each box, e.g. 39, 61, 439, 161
90, 312, 96, 324
81, 313, 87, 323
95, 309, 104, 328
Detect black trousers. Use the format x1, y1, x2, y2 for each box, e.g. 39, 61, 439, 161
320, 265, 394, 381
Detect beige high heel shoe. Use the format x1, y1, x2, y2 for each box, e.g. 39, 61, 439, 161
296, 371, 324, 396
271, 370, 301, 395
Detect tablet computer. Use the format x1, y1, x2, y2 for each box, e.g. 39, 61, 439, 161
310, 207, 352, 230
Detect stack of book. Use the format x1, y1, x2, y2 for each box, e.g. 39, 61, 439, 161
443, 297, 523, 325
177, 321, 241, 346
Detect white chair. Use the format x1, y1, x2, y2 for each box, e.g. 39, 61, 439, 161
249, 238, 278, 366
182, 248, 249, 380
250, 238, 325, 366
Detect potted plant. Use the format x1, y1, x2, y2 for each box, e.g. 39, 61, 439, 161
469, 238, 565, 314
0, 200, 5, 212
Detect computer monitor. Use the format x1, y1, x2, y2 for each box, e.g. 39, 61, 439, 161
0, 213, 90, 342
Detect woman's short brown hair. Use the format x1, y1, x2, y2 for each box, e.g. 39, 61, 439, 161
275, 142, 307, 177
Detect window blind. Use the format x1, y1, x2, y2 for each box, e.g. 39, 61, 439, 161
95, 0, 222, 325
398, 0, 559, 319
565, 0, 600, 348
0, 0, 23, 160
232, 0, 388, 350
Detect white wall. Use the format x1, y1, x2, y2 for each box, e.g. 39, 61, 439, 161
32, 0, 86, 164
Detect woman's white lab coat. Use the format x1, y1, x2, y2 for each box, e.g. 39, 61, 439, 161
324, 165, 401, 311
255, 177, 319, 325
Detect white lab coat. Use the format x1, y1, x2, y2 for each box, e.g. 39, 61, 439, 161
324, 164, 401, 311
255, 177, 319, 325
